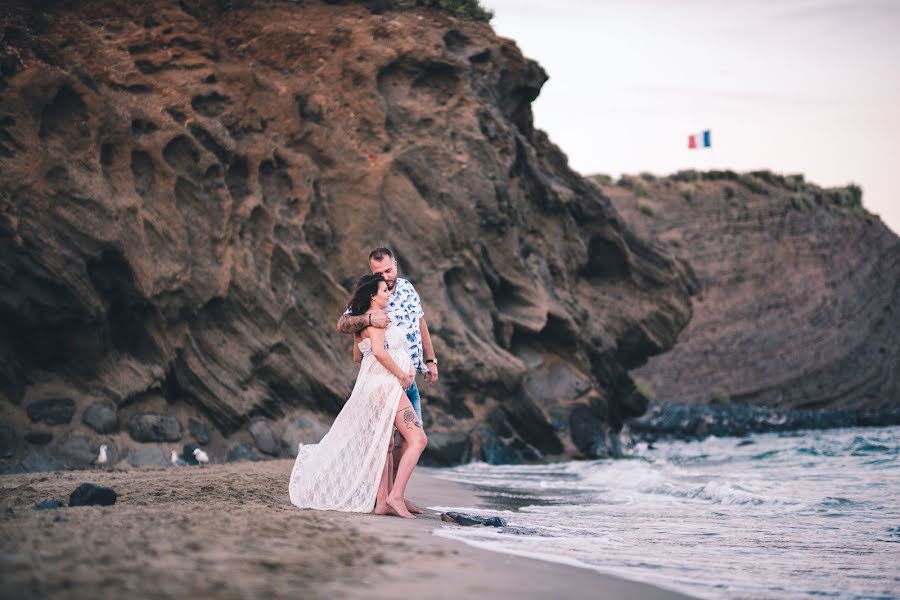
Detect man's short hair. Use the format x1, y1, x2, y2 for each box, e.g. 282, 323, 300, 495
368, 246, 394, 262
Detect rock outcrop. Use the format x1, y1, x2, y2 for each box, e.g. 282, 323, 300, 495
601, 171, 899, 413
0, 0, 694, 470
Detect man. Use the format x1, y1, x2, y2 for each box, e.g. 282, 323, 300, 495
336, 246, 438, 513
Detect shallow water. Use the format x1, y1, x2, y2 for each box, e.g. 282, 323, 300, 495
430, 426, 900, 600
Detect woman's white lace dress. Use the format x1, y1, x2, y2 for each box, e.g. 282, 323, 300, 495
288, 324, 411, 512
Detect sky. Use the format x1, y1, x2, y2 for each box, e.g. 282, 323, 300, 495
481, 0, 900, 234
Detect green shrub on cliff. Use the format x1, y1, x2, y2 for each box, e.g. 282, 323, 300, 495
634, 378, 656, 402
389, 0, 493, 21
678, 182, 696, 201
830, 183, 863, 209
590, 173, 613, 186
711, 387, 730, 405
618, 174, 649, 197
637, 200, 654, 216
737, 173, 769, 195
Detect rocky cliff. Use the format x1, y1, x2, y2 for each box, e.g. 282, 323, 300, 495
601, 171, 899, 416
0, 0, 695, 472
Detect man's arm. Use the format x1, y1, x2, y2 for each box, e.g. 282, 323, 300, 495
419, 316, 439, 385
336, 310, 390, 334
336, 313, 368, 335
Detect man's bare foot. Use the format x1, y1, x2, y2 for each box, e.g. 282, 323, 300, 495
386, 495, 415, 519
374, 503, 398, 516
405, 499, 423, 514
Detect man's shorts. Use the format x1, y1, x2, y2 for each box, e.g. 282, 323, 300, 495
405, 381, 422, 423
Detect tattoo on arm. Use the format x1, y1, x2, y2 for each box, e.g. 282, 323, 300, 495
337, 314, 368, 334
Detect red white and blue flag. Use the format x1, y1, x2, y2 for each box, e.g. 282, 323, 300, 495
688, 130, 711, 149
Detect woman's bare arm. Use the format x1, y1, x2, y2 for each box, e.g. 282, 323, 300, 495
353, 333, 362, 363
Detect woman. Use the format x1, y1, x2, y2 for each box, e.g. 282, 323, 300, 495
288, 274, 428, 519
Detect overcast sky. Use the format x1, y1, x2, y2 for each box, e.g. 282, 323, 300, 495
481, 0, 900, 234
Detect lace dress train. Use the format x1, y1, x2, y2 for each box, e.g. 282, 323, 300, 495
288, 325, 412, 512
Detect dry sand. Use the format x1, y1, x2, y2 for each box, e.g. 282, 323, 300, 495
0, 459, 695, 599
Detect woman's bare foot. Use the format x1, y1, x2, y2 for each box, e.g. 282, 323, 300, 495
374, 503, 398, 516
386, 494, 415, 519
405, 499, 423, 514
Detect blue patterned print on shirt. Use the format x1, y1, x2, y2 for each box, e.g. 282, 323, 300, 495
388, 278, 427, 373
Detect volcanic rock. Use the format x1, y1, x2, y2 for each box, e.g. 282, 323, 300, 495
82, 401, 119, 434
0, 0, 694, 465
127, 414, 183, 443
26, 399, 75, 425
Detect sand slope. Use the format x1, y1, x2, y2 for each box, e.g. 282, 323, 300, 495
0, 459, 694, 599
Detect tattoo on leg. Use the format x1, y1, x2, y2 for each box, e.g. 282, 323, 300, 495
403, 409, 416, 429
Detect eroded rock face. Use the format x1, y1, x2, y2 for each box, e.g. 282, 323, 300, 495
0, 0, 693, 468
604, 172, 899, 411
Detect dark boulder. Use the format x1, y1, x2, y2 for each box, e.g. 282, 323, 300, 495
26, 398, 75, 425
21, 449, 63, 472
127, 446, 168, 467
476, 426, 523, 465
569, 404, 607, 458
25, 431, 53, 445
54, 433, 96, 469
248, 420, 279, 456
440, 512, 507, 527
226, 442, 260, 463
69, 483, 117, 507
128, 414, 182, 442
188, 418, 210, 445
33, 499, 66, 510
421, 431, 471, 466
82, 401, 118, 434
0, 423, 15, 458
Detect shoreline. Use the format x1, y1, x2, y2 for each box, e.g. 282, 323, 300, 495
0, 458, 696, 599
628, 402, 900, 445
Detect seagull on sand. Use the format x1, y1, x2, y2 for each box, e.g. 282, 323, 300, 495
170, 450, 187, 467
193, 448, 209, 465
95, 444, 108, 466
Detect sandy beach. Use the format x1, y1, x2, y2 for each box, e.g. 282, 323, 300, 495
0, 459, 695, 599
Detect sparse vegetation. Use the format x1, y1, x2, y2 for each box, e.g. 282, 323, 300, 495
637, 200, 654, 216
789, 192, 814, 211
672, 169, 701, 182
711, 387, 730, 406
737, 173, 769, 195
389, 0, 493, 21
678, 182, 696, 201
634, 378, 656, 402
723, 185, 735, 200
661, 231, 683, 248
590, 173, 613, 186
639, 172, 657, 183
619, 175, 649, 197
829, 183, 863, 209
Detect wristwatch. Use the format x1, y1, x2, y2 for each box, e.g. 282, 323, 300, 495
425, 358, 438, 365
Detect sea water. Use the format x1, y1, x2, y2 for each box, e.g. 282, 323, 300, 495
430, 426, 900, 599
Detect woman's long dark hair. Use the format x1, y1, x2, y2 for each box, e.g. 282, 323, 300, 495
346, 274, 385, 316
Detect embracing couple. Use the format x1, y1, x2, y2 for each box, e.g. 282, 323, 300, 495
288, 247, 439, 519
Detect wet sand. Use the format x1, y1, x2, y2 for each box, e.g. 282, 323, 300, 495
0, 459, 695, 599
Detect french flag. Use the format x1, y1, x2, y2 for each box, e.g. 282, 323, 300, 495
688, 130, 711, 149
